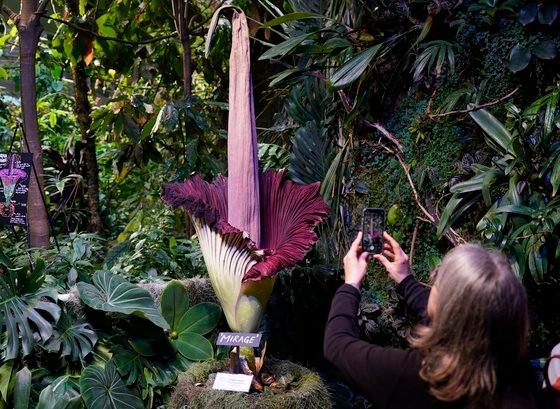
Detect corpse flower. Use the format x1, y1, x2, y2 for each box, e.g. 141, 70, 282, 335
163, 7, 329, 333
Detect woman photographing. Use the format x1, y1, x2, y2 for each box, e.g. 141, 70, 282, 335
324, 231, 536, 408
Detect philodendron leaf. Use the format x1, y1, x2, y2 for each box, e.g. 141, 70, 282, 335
77, 270, 169, 330
160, 280, 189, 332
508, 44, 531, 72
80, 362, 143, 409
533, 40, 557, 60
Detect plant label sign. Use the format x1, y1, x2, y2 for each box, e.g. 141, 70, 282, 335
0, 152, 32, 226
216, 332, 261, 347
213, 373, 253, 392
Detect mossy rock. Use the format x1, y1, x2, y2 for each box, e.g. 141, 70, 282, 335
168, 359, 333, 409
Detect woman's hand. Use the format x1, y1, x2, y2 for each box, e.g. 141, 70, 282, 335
372, 231, 411, 284
343, 232, 370, 289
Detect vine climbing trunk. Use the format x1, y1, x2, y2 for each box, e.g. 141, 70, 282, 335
17, 0, 51, 248
72, 61, 105, 235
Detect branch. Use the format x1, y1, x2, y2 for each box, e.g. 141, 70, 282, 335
2, 4, 17, 21
37, 0, 50, 15
428, 86, 520, 119
43, 14, 178, 45
362, 123, 464, 246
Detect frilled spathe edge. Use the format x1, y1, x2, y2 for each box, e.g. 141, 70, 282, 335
162, 169, 330, 282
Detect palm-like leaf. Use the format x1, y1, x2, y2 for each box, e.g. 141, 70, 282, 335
412, 40, 456, 82
289, 122, 329, 185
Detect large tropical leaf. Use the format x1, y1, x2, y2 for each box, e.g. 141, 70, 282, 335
44, 312, 98, 361
76, 270, 169, 330
80, 362, 143, 409
0, 269, 60, 359
111, 344, 182, 389
36, 376, 82, 409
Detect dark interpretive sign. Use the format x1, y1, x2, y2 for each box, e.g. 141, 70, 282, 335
216, 332, 262, 347
0, 152, 32, 226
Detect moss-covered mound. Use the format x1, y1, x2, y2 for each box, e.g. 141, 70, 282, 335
168, 359, 333, 409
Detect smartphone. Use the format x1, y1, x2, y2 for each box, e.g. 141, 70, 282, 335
361, 208, 385, 254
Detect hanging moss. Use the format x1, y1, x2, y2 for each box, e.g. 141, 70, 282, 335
168, 359, 333, 409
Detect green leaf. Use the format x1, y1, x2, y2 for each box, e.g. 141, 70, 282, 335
77, 270, 169, 330
177, 302, 222, 335
533, 40, 557, 60
518, 3, 538, 25
0, 278, 60, 359
36, 376, 82, 409
289, 121, 329, 184
80, 362, 143, 409
176, 332, 214, 361
528, 248, 546, 282
160, 280, 189, 332
508, 44, 531, 72
330, 44, 382, 88
538, 3, 559, 25
0, 361, 13, 402
469, 107, 514, 155
494, 204, 534, 217
482, 168, 503, 206
14, 367, 31, 409
550, 154, 560, 196
260, 12, 323, 28
268, 68, 305, 87
259, 33, 317, 60
437, 194, 479, 237
44, 312, 98, 361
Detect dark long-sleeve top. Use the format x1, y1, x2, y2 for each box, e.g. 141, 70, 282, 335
323, 276, 536, 409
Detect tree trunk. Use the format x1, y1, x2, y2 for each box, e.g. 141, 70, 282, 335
172, 0, 192, 98
72, 61, 105, 235
18, 0, 50, 248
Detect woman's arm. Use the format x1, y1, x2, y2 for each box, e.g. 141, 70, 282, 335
397, 275, 431, 322
324, 283, 424, 408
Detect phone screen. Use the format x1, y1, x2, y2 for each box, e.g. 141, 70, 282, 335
362, 208, 385, 254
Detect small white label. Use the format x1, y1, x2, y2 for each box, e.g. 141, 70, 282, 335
212, 373, 253, 392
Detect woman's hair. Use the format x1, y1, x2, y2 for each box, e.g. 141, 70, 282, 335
409, 243, 529, 408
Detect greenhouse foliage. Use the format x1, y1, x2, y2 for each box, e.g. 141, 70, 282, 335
0, 0, 559, 407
